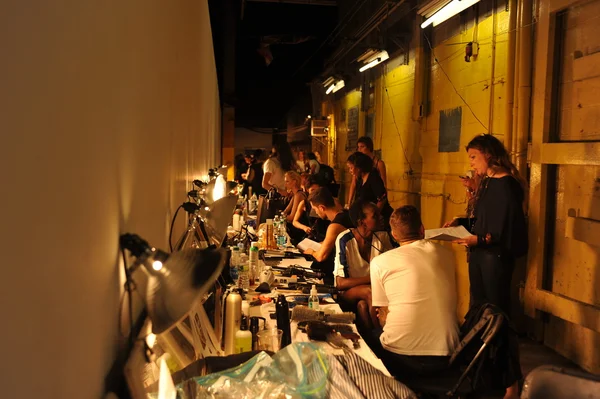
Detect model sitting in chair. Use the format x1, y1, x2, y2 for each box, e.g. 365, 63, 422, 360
370, 205, 460, 377
333, 200, 394, 330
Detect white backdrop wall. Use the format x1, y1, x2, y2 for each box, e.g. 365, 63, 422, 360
0, 1, 221, 397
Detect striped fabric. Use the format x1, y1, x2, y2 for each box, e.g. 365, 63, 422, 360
327, 352, 417, 399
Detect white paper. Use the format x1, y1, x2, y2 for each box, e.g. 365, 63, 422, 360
297, 238, 322, 252
425, 226, 471, 241
278, 258, 313, 269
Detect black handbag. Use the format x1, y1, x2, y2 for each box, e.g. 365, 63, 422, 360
259, 188, 288, 221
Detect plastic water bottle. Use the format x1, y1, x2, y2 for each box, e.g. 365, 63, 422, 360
309, 284, 319, 310
278, 217, 287, 248
238, 255, 250, 291
249, 241, 259, 285
230, 247, 240, 283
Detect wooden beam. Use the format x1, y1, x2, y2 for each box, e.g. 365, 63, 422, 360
535, 289, 600, 334
565, 216, 600, 247
539, 142, 600, 165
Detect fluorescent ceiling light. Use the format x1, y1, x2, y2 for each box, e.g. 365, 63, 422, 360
331, 80, 345, 93
421, 0, 481, 29
359, 50, 389, 72
325, 84, 335, 94
322, 76, 335, 87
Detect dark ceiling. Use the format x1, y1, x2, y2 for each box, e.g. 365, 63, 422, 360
209, 0, 339, 129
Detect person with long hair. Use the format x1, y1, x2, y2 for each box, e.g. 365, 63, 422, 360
292, 176, 329, 244
306, 152, 320, 174
347, 151, 393, 225
447, 134, 527, 399
262, 142, 296, 196
346, 136, 387, 206
296, 150, 307, 173
334, 200, 395, 330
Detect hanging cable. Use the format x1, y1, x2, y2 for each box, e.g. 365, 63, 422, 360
424, 33, 489, 132
384, 85, 413, 174
168, 204, 184, 252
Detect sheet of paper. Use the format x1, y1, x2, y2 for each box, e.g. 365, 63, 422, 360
425, 226, 471, 241
278, 257, 313, 269
297, 238, 322, 252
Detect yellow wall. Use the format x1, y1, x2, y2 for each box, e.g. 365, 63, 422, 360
0, 1, 221, 397
327, 7, 512, 319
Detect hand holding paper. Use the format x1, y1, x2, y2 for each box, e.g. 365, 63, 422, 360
425, 226, 471, 241
297, 238, 322, 252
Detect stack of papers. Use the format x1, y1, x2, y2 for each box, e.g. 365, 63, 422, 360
424, 226, 471, 241
297, 238, 322, 252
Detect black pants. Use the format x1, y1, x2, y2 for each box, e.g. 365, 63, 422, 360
368, 329, 449, 379
468, 249, 514, 315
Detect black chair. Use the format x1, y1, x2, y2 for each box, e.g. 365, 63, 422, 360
403, 304, 507, 398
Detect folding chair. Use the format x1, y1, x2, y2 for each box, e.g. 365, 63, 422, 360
403, 303, 507, 398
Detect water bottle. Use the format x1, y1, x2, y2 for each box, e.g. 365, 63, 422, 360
238, 256, 250, 291
308, 285, 319, 310
275, 294, 292, 348
249, 241, 259, 284
230, 247, 240, 283
278, 217, 287, 248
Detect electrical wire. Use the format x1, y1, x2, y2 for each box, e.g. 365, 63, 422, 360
168, 204, 184, 252
424, 33, 489, 132
121, 248, 135, 350
384, 85, 413, 173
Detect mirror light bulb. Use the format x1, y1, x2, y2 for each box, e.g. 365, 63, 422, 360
152, 260, 163, 271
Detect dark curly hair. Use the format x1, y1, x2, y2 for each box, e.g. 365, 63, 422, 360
347, 151, 373, 174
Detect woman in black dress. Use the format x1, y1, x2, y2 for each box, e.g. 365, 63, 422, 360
347, 152, 393, 226
449, 134, 527, 399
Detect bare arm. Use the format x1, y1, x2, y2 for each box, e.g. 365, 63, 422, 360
262, 172, 272, 191
336, 275, 371, 291
375, 306, 389, 328
346, 177, 356, 208
304, 222, 346, 262
285, 192, 304, 222
292, 200, 311, 233
377, 160, 387, 189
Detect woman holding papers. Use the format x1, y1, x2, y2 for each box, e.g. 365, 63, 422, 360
446, 134, 527, 399
448, 134, 528, 315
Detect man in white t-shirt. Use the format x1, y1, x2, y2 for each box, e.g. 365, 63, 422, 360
370, 205, 460, 377
262, 154, 286, 195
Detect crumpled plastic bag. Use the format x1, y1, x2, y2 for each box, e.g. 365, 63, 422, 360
170, 343, 329, 399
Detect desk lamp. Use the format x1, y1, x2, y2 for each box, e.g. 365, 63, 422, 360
119, 233, 227, 334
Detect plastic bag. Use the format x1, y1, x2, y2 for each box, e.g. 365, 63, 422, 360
167, 343, 329, 399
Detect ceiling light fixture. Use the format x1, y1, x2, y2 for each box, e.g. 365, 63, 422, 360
358, 50, 389, 72
421, 0, 481, 29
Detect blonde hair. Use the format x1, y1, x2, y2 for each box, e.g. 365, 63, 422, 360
285, 170, 302, 187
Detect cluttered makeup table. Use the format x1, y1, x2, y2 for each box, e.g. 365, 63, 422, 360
247, 249, 390, 377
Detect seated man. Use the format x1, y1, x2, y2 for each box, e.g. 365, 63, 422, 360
334, 200, 395, 330
302, 187, 354, 284
370, 205, 460, 377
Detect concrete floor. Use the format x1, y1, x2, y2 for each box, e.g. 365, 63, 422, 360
481, 337, 583, 399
